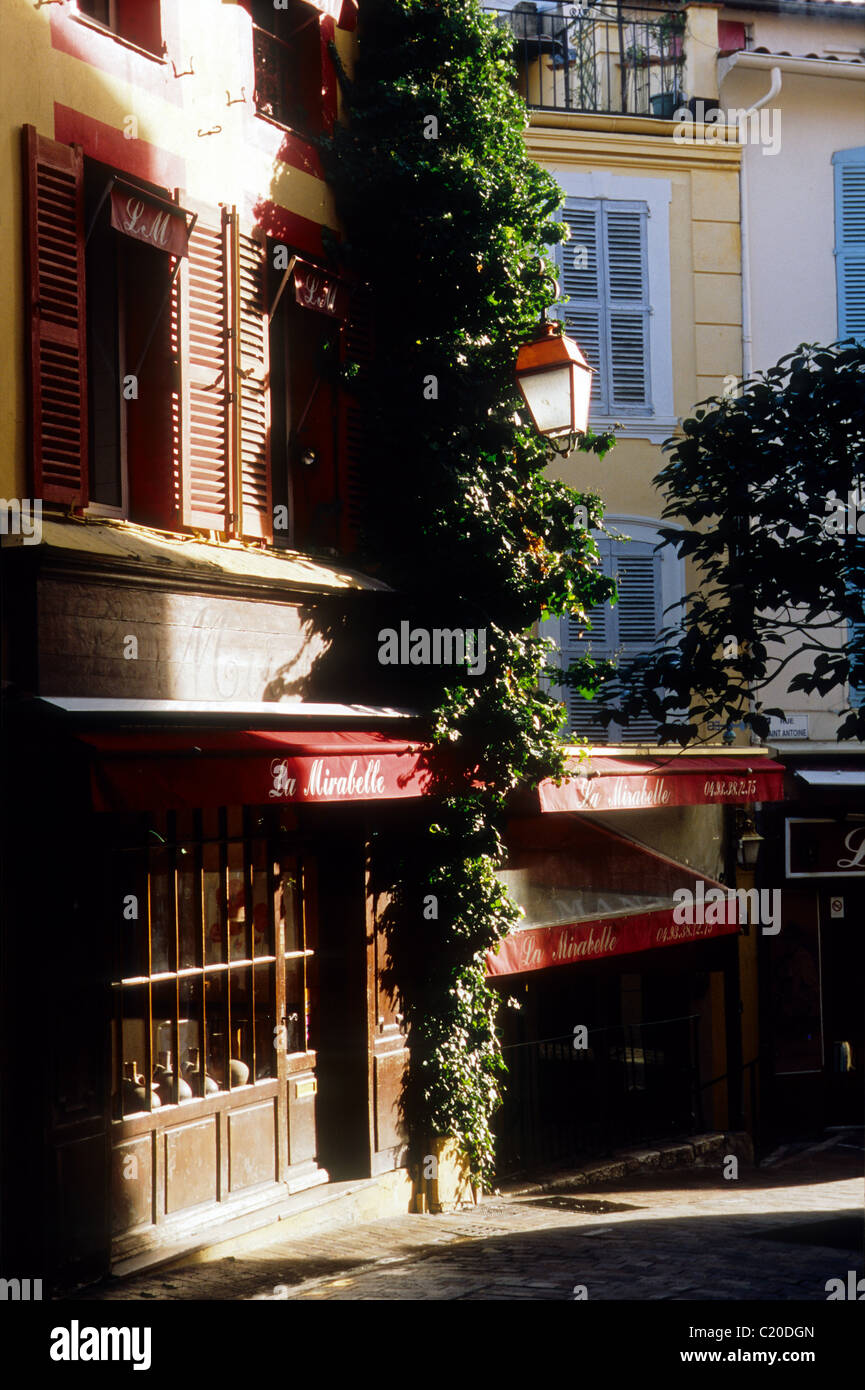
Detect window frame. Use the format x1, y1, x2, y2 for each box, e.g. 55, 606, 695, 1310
74, 0, 165, 61
23, 129, 305, 548
549, 169, 676, 443
249, 1, 326, 139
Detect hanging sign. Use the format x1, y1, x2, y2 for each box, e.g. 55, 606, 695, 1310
293, 262, 349, 319
786, 818, 865, 878
110, 188, 190, 258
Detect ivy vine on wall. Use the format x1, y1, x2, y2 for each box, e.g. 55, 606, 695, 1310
324, 0, 616, 1183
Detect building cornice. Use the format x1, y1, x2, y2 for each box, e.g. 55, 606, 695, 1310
525, 117, 743, 171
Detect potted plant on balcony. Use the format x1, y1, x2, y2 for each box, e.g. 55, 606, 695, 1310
649, 87, 687, 119
648, 9, 686, 118
656, 9, 686, 56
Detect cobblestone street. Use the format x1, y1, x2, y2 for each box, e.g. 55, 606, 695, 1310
76, 1151, 863, 1303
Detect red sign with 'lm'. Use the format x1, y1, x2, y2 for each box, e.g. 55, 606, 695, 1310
110, 188, 189, 258
293, 263, 348, 319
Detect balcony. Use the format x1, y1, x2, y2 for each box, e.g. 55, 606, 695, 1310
486, 3, 688, 119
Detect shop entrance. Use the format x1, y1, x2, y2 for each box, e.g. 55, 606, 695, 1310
494, 962, 703, 1175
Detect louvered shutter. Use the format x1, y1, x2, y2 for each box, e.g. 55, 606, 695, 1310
560, 540, 662, 742
22, 126, 88, 507
834, 148, 865, 343
845, 577, 865, 707
338, 284, 372, 554
232, 216, 273, 541
558, 539, 614, 740
605, 207, 650, 409
559, 202, 606, 410
848, 618, 864, 708
179, 203, 232, 531
616, 551, 659, 644
556, 198, 651, 415
608, 543, 662, 740
562, 596, 613, 740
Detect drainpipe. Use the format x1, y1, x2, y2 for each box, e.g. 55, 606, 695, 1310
739, 67, 782, 380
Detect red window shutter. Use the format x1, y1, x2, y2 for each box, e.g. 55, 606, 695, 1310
718, 21, 746, 54
179, 204, 232, 532
22, 125, 88, 508
231, 216, 273, 542
338, 283, 372, 555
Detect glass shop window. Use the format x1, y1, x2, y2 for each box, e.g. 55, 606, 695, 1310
282, 859, 316, 1055
112, 808, 308, 1118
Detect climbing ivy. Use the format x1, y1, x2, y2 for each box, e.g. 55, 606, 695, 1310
325, 0, 615, 1184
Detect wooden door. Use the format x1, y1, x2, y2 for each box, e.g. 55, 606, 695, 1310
367, 877, 409, 1174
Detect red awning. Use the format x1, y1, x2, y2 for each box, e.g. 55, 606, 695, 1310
536, 754, 785, 814
81, 729, 433, 812
487, 816, 743, 977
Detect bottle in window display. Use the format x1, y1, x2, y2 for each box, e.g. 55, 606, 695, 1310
183, 1047, 220, 1094
153, 1057, 194, 1103
123, 1062, 161, 1111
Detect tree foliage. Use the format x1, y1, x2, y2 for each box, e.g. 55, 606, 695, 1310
324, 0, 615, 1181
607, 340, 865, 743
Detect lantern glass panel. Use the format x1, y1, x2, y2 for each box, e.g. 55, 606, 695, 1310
571, 366, 592, 435
519, 364, 573, 435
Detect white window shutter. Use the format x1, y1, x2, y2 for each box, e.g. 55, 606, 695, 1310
609, 542, 663, 741
558, 541, 615, 740
605, 207, 651, 411
849, 622, 864, 708
605, 209, 645, 300
560, 539, 663, 742
834, 149, 865, 343
561, 203, 600, 300
557, 198, 651, 417
615, 550, 660, 645
609, 312, 649, 405
566, 309, 604, 406
558, 202, 607, 410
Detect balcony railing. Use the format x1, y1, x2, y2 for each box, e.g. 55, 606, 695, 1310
485, 3, 688, 118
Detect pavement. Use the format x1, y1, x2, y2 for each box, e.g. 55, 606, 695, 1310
74, 1144, 863, 1303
